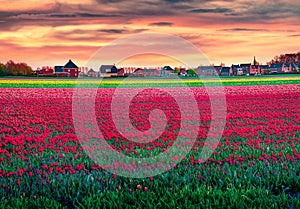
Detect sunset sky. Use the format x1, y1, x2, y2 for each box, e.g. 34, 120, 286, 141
0, 0, 299, 69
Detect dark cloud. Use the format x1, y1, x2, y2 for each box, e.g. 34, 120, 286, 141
224, 12, 241, 16
48, 28, 148, 43
0, 0, 299, 33
78, 13, 120, 17
164, 0, 193, 3
220, 28, 268, 32
250, 2, 300, 16
236, 1, 300, 20
97, 28, 148, 34
98, 29, 127, 34
0, 2, 129, 32
288, 34, 300, 37
190, 7, 232, 13
93, 0, 187, 16
50, 14, 77, 18
96, 0, 192, 3
149, 22, 173, 26
0, 11, 18, 18
49, 13, 120, 18
95, 0, 126, 3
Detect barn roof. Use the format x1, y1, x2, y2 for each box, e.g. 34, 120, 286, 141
197, 66, 215, 70
88, 69, 96, 73
99, 65, 118, 73
64, 60, 78, 69
260, 65, 269, 69
240, 63, 251, 67
221, 67, 230, 73
270, 63, 283, 68
162, 66, 174, 71
54, 66, 64, 73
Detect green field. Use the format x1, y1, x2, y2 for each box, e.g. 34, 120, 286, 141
1, 76, 300, 208
0, 75, 300, 88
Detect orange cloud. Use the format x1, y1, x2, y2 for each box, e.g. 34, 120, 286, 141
0, 0, 299, 69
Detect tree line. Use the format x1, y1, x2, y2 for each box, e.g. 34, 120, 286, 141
0, 60, 33, 76
269, 52, 300, 64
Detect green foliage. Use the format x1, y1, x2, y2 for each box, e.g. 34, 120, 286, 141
174, 67, 180, 74
1, 141, 300, 208
0, 197, 65, 209
187, 69, 196, 76
270, 52, 300, 64
0, 60, 33, 76
0, 63, 7, 76
1, 79, 300, 208
1, 76, 300, 88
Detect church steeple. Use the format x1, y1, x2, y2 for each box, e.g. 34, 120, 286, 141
253, 56, 258, 65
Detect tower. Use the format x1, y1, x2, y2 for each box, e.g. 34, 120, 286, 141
253, 56, 259, 65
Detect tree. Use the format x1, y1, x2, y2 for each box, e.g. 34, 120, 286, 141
187, 69, 196, 76
6, 60, 17, 75
5, 60, 33, 76
174, 67, 180, 74
0, 63, 7, 76
270, 52, 300, 64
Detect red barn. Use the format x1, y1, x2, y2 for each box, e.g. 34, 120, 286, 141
38, 66, 54, 76
250, 65, 261, 75
133, 68, 159, 76
63, 60, 80, 77
87, 69, 97, 77
118, 68, 125, 76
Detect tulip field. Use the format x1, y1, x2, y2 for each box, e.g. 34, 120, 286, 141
1, 78, 300, 208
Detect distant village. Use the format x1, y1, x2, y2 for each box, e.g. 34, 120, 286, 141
35, 56, 300, 78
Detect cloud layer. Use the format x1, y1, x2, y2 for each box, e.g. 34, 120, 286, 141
0, 0, 299, 68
